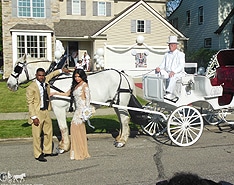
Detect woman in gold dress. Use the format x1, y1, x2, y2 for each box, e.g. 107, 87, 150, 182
51, 68, 90, 160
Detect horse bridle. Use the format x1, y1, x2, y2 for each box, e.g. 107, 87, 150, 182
11, 62, 31, 86
11, 60, 51, 86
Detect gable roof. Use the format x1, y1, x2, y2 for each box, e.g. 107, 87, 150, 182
54, 20, 109, 38
92, 0, 187, 40
214, 7, 234, 34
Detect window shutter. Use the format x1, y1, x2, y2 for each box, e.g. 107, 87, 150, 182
45, 0, 51, 18
131, 20, 136, 33
81, 1, 86, 16
146, 20, 151, 34
106, 2, 111, 17
67, 0, 72, 15
93, 1, 98, 16
12, 0, 17, 17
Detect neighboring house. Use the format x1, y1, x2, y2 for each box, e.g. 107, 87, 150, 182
2, 0, 187, 78
168, 0, 234, 52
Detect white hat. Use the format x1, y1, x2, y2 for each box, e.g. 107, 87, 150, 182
167, 36, 179, 44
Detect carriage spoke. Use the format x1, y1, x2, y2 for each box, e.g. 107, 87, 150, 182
188, 127, 199, 137
141, 104, 167, 136
168, 106, 203, 147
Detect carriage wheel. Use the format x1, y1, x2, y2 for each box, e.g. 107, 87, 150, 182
216, 109, 234, 125
167, 106, 203, 147
140, 102, 167, 136
201, 105, 224, 125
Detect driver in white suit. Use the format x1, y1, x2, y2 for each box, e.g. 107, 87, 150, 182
155, 36, 185, 101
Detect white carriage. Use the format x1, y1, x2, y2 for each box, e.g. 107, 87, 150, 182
139, 49, 234, 147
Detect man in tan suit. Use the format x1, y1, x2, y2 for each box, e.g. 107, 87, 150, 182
26, 67, 69, 162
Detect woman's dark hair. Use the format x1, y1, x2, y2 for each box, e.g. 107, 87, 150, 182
70, 68, 88, 96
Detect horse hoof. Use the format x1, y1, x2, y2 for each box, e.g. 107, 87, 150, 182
115, 142, 125, 148
56, 147, 65, 154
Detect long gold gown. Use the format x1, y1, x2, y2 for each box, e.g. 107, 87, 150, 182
70, 82, 90, 160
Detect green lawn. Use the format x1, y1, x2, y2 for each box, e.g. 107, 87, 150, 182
0, 80, 146, 139
0, 80, 28, 113
0, 115, 140, 139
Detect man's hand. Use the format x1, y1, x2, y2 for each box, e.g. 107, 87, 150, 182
169, 71, 175, 78
155, 67, 160, 73
62, 68, 71, 74
33, 118, 40, 127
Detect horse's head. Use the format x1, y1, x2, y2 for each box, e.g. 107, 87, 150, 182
7, 54, 51, 91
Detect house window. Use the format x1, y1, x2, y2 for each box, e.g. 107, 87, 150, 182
131, 20, 151, 33
98, 2, 106, 16
17, 35, 47, 58
204, 38, 212, 48
72, 0, 81, 14
170, 18, 178, 29
18, 0, 45, 18
137, 20, 145, 33
93, 1, 111, 16
198, 6, 203, 25
186, 10, 191, 25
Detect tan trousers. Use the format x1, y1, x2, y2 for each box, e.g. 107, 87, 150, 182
32, 110, 53, 158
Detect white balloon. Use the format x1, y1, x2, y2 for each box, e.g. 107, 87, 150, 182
136, 35, 144, 44
144, 50, 149, 56
94, 54, 99, 59
96, 58, 100, 63
131, 49, 137, 56
97, 48, 104, 56
54, 50, 62, 59
101, 62, 105, 67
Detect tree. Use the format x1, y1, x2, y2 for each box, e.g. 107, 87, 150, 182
166, 0, 182, 17
0, 1, 2, 52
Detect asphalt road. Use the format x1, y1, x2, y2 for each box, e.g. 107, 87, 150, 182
0, 123, 233, 185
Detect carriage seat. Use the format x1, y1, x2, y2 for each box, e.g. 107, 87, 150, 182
193, 76, 223, 98
216, 66, 234, 93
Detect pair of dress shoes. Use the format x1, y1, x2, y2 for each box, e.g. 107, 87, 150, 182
164, 92, 179, 102
36, 153, 58, 162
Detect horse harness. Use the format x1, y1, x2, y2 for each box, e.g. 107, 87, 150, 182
107, 69, 133, 106
49, 69, 134, 111
12, 63, 134, 109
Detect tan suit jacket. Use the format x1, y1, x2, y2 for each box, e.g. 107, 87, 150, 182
26, 70, 61, 124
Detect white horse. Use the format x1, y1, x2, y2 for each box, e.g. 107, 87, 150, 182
7, 55, 136, 150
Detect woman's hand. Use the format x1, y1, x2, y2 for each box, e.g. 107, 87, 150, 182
50, 92, 57, 97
